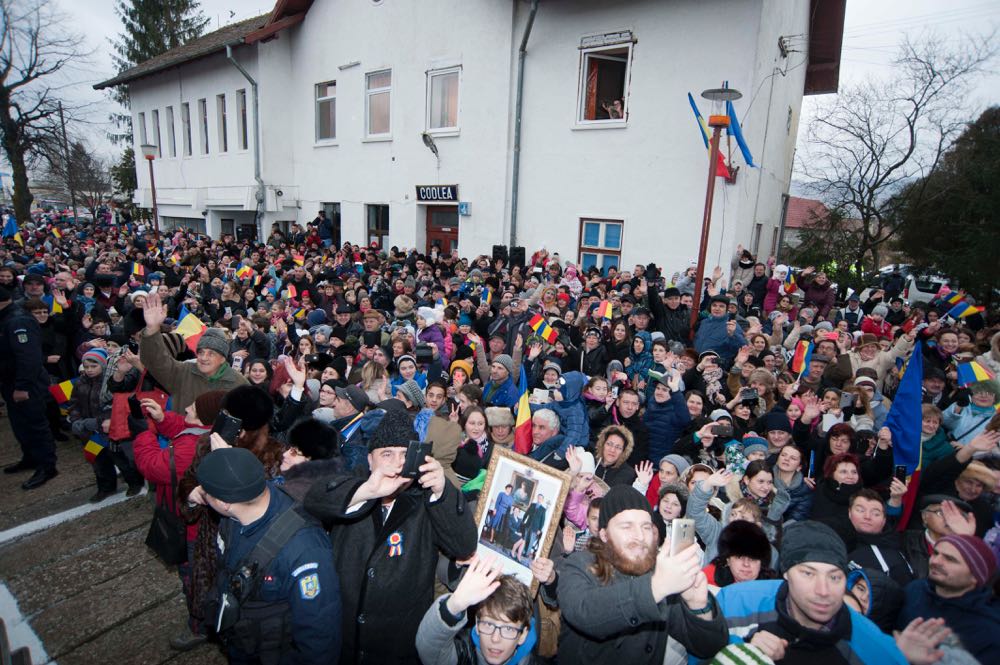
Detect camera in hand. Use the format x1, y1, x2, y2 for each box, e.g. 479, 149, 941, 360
401, 440, 432, 479
128, 394, 144, 419
363, 331, 381, 348
740, 387, 759, 402
414, 343, 434, 364
712, 423, 733, 439
211, 410, 243, 445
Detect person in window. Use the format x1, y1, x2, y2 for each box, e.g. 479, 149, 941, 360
601, 98, 623, 119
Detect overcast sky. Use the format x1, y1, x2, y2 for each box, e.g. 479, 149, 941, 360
16, 0, 1000, 165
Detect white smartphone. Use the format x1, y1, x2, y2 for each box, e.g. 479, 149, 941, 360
668, 518, 696, 557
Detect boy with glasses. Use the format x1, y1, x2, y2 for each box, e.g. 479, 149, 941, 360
416, 556, 536, 665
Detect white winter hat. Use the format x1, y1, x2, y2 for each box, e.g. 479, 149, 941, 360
576, 448, 596, 475
416, 306, 439, 324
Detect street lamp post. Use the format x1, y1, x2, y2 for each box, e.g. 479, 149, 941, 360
139, 143, 160, 240
690, 87, 742, 332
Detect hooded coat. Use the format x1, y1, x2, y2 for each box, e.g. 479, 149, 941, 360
625, 331, 654, 384
534, 371, 589, 446
693, 314, 745, 363
643, 389, 692, 462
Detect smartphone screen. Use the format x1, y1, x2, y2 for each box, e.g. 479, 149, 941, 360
894, 465, 907, 482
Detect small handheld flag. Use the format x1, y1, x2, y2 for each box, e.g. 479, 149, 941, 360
596, 300, 613, 320
943, 291, 965, 305
84, 433, 108, 464
947, 302, 982, 319
790, 340, 813, 376
286, 284, 298, 299
783, 270, 796, 294
132, 262, 146, 277
956, 361, 995, 387
513, 390, 532, 455
292, 254, 305, 267
49, 378, 75, 404
235, 264, 253, 279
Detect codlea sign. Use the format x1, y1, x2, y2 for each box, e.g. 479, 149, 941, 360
415, 185, 458, 201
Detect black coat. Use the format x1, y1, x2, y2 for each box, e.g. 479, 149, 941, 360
304, 470, 477, 665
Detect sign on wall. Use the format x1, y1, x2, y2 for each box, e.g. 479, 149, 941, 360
458, 202, 470, 216
415, 185, 458, 202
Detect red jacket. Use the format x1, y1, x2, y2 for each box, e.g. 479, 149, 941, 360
133, 411, 209, 541
860, 316, 892, 341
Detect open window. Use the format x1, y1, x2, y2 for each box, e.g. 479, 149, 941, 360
577, 33, 634, 124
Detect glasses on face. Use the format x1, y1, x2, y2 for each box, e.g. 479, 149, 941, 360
476, 620, 523, 640
604, 441, 624, 451
923, 508, 943, 517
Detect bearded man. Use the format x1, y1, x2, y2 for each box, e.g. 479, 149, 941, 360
558, 485, 728, 663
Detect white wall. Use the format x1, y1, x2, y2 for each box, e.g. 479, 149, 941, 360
126, 0, 812, 271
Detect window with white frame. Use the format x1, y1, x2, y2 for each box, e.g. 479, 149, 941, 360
365, 69, 391, 137
315, 81, 336, 141
151, 109, 161, 157
236, 89, 248, 150
367, 204, 389, 248
577, 33, 633, 124
578, 218, 623, 274
216, 94, 228, 153
165, 106, 176, 157
198, 98, 209, 154
137, 112, 147, 145
426, 67, 459, 132
181, 103, 192, 156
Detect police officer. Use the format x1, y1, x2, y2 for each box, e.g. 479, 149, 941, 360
193, 446, 341, 664
0, 285, 59, 489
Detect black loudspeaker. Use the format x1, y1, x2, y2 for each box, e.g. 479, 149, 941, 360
492, 244, 509, 263
509, 246, 525, 269
236, 224, 256, 241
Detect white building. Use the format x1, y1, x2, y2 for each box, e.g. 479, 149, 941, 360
96, 0, 845, 273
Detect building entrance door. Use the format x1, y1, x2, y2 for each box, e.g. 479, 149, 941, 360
426, 206, 458, 255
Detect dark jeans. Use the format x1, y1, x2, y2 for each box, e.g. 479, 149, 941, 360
93, 441, 143, 492
2, 384, 57, 470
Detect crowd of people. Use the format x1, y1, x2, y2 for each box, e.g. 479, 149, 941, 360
1, 210, 999, 664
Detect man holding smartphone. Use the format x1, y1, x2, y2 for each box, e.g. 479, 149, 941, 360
304, 409, 477, 664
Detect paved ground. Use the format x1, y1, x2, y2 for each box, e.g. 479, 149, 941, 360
0, 416, 225, 665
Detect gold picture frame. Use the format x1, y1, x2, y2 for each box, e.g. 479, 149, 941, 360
472, 447, 571, 594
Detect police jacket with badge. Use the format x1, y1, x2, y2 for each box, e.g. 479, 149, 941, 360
211, 485, 341, 665
304, 467, 478, 665
0, 302, 49, 391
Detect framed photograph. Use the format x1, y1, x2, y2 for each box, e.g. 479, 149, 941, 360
473, 447, 571, 593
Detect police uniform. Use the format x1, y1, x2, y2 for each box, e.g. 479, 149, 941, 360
214, 485, 342, 665
0, 292, 58, 488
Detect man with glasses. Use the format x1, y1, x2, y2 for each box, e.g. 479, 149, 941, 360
902, 495, 978, 579
416, 556, 535, 665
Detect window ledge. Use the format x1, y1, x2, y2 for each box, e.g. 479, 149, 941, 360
362, 136, 393, 143
571, 121, 628, 131
313, 140, 339, 148
425, 129, 460, 138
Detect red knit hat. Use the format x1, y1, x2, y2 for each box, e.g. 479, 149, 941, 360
937, 535, 998, 587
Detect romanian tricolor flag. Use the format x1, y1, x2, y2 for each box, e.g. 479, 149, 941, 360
175, 305, 207, 352
253, 274, 264, 288
947, 302, 982, 319
687, 93, 730, 179
888, 342, 924, 530
944, 291, 965, 306
52, 227, 63, 239
132, 262, 146, 277
513, 366, 532, 455
783, 270, 796, 294
292, 254, 305, 267
235, 264, 253, 279
484, 288, 493, 308
170, 253, 181, 265
286, 284, 298, 299
436, 297, 448, 308
956, 361, 995, 387
83, 433, 108, 464
596, 300, 613, 320
293, 307, 306, 320
790, 340, 812, 377
528, 314, 559, 345
49, 378, 75, 404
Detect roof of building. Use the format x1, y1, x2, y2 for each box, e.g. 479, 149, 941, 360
805, 0, 847, 95
93, 15, 268, 90
784, 196, 831, 229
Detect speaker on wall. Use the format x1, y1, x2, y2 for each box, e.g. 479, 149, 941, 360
492, 244, 509, 263
509, 246, 525, 269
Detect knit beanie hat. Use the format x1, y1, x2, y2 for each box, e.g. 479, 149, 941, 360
306, 309, 328, 327
659, 454, 690, 477
872, 304, 889, 318
197, 448, 266, 503
708, 643, 775, 665
197, 328, 230, 358
458, 312, 474, 327
492, 354, 515, 377
194, 389, 227, 427
937, 535, 998, 587
368, 408, 415, 451
598, 485, 653, 530
396, 379, 425, 409
450, 358, 474, 379
82, 348, 109, 368
781, 521, 848, 573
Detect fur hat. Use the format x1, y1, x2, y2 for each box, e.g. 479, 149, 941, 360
221, 385, 274, 431
288, 418, 342, 461
394, 295, 414, 318
717, 520, 771, 563
416, 307, 439, 325
368, 408, 415, 451
485, 406, 515, 428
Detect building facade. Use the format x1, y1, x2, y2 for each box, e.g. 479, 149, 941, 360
97, 0, 844, 273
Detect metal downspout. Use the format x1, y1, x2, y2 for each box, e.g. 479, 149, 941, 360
226, 44, 266, 236
509, 0, 539, 247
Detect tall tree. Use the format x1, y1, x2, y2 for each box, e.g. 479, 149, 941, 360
895, 107, 1000, 307
40, 139, 111, 217
796, 34, 996, 282
110, 146, 138, 206
107, 0, 208, 143
0, 0, 86, 224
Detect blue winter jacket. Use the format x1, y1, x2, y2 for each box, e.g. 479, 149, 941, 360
482, 375, 521, 408
706, 580, 906, 665
897, 580, 1000, 662
643, 389, 692, 462
533, 371, 589, 447
694, 313, 745, 363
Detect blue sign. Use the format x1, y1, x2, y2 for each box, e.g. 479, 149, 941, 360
458, 201, 470, 216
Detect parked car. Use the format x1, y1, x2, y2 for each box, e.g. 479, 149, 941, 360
857, 265, 951, 306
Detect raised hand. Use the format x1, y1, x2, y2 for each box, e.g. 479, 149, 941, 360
894, 617, 950, 665
703, 468, 733, 489
417, 456, 446, 498
283, 355, 306, 388
940, 500, 976, 536
143, 291, 168, 332
650, 541, 701, 602
634, 461, 654, 486
531, 556, 556, 585
446, 555, 503, 616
